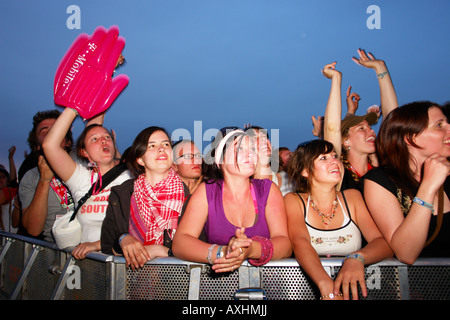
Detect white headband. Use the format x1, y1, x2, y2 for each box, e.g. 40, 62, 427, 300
214, 129, 245, 166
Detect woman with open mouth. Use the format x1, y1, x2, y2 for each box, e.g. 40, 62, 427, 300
284, 139, 393, 300
42, 108, 132, 259
321, 49, 399, 192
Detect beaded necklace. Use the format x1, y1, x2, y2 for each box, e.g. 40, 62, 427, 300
308, 194, 339, 225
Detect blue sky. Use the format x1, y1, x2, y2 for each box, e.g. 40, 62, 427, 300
1, 0, 449, 171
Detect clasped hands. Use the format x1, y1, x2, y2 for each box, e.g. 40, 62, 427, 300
211, 228, 253, 273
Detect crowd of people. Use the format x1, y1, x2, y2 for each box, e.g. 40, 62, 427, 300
1, 49, 449, 300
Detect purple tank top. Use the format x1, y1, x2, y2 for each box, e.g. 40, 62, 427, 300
204, 179, 272, 245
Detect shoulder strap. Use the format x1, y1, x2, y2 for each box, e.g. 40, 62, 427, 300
296, 193, 307, 217
70, 163, 127, 221
340, 190, 352, 220
425, 185, 444, 247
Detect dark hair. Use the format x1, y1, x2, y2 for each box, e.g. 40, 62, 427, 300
27, 110, 73, 154
126, 126, 171, 178
376, 101, 440, 197
276, 146, 291, 172
244, 125, 270, 139
203, 127, 246, 181
75, 124, 115, 163
287, 139, 335, 193
172, 139, 194, 159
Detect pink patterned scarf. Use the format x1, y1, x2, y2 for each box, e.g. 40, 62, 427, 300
129, 169, 185, 245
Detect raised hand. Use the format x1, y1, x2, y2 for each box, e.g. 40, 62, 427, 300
321, 61, 341, 79
346, 86, 360, 115
352, 49, 386, 72
54, 25, 129, 120
311, 115, 324, 138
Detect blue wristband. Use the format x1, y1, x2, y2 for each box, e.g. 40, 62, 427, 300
118, 233, 128, 244
216, 245, 224, 259
346, 253, 365, 265
413, 197, 434, 214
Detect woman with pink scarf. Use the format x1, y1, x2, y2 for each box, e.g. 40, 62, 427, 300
101, 126, 188, 270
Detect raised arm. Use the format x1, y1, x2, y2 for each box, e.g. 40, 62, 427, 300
352, 49, 398, 118
42, 108, 78, 182
321, 62, 343, 159
8, 146, 17, 185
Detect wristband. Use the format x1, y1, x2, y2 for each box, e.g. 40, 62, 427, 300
118, 233, 128, 244
413, 197, 434, 214
207, 244, 217, 264
376, 71, 388, 79
320, 292, 343, 300
346, 253, 365, 265
70, 108, 79, 116
248, 236, 274, 267
216, 245, 225, 260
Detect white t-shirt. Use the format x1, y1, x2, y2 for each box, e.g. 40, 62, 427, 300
65, 163, 132, 243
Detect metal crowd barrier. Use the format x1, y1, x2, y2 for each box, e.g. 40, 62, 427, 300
1, 231, 449, 300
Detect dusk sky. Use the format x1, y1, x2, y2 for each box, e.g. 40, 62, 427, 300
1, 0, 449, 171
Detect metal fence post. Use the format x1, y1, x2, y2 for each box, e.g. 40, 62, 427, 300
186, 264, 205, 300
9, 244, 43, 300
397, 266, 411, 300
50, 255, 76, 300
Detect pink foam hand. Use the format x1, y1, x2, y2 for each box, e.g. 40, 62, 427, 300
54, 25, 129, 120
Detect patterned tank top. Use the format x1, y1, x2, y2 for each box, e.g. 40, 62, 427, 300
298, 192, 362, 256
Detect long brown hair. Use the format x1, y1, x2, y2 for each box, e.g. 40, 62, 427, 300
376, 101, 439, 197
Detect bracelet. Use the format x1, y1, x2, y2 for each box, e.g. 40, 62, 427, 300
319, 292, 343, 300
377, 71, 389, 79
207, 244, 217, 264
216, 245, 225, 260
413, 197, 434, 214
346, 253, 365, 265
248, 236, 274, 267
118, 233, 128, 244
